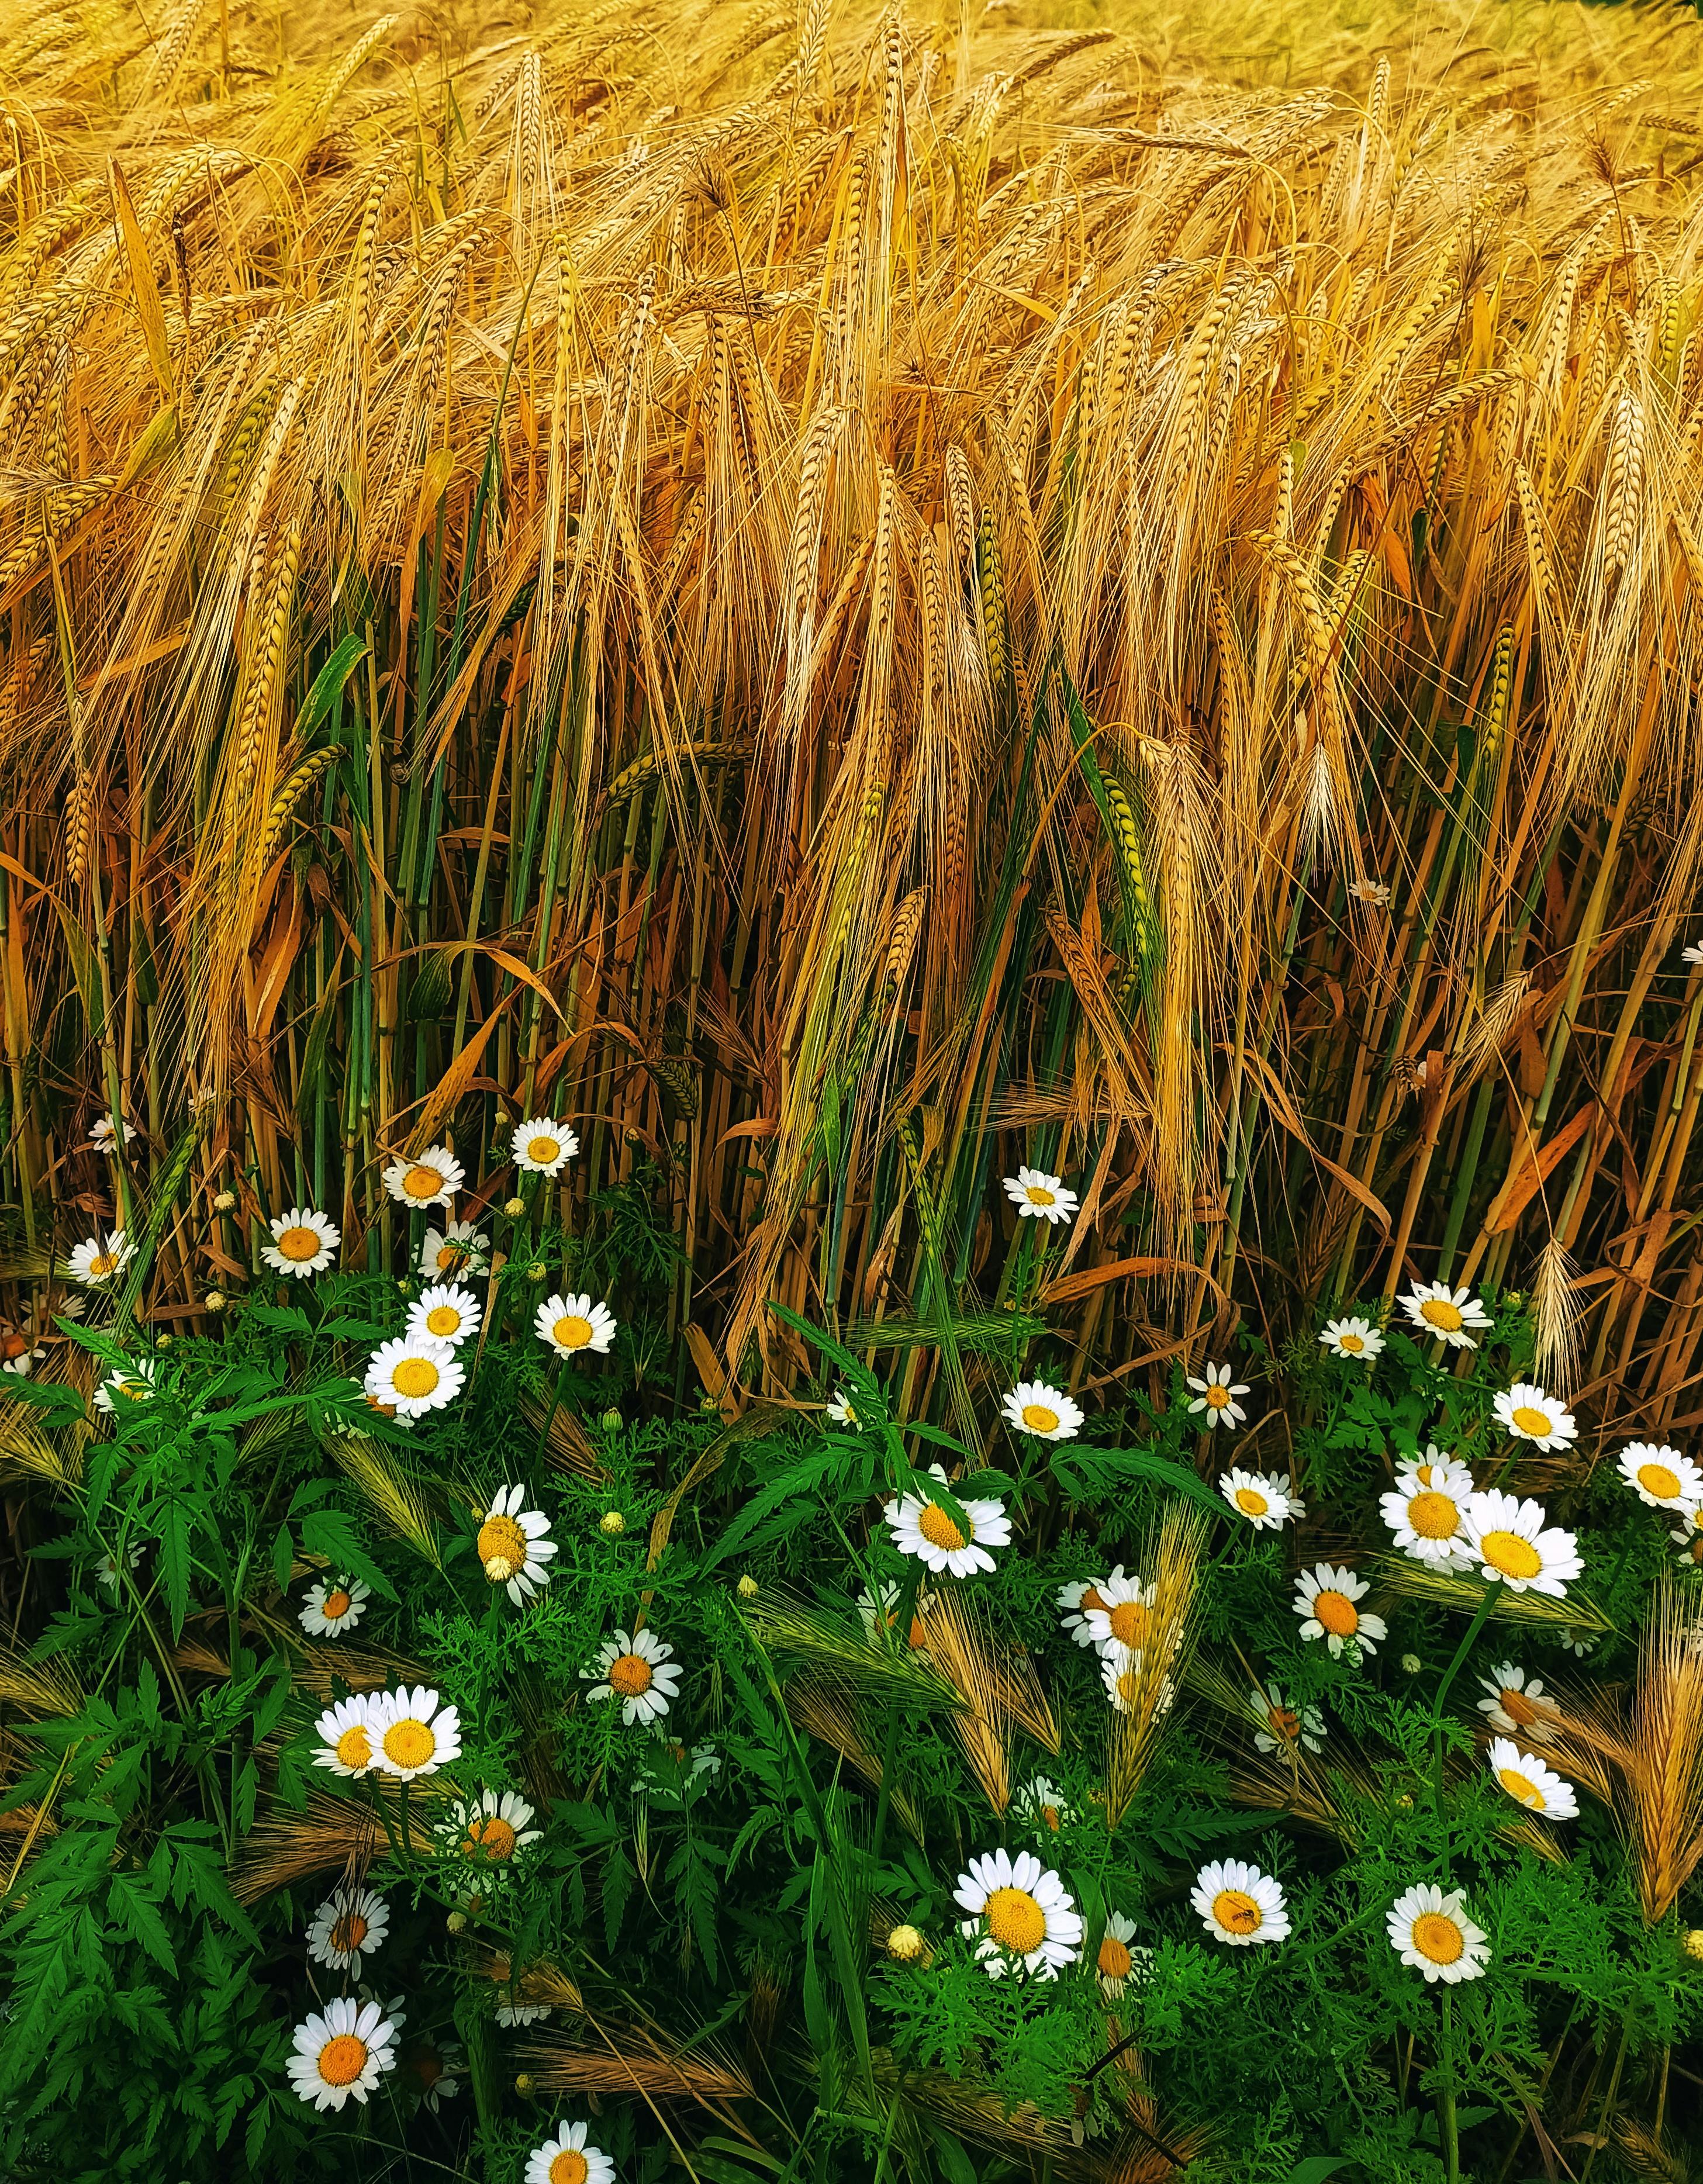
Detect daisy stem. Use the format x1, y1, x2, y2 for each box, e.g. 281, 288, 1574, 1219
1429, 1578, 1503, 1872
869, 1561, 924, 1874
1439, 1989, 1460, 2184
369, 1774, 406, 1870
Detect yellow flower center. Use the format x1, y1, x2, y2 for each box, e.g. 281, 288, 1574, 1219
1205, 1385, 1230, 1408
435, 1243, 468, 1274
317, 2033, 369, 2087
1480, 1530, 1542, 1580
1312, 1589, 1359, 1637
527, 1135, 561, 1164
1500, 1687, 1538, 1727
549, 2153, 589, 2184
552, 1314, 593, 1350
1497, 1765, 1542, 1808
1113, 1666, 1139, 1709
1025, 1184, 1056, 1206
89, 1252, 116, 1277
392, 1356, 441, 1399
1411, 1912, 1463, 1964
1407, 1491, 1460, 1540
425, 1304, 462, 1338
1213, 1889, 1262, 1936
479, 1513, 528, 1581
1638, 1461, 1682, 1501
464, 1814, 518, 1862
1337, 1332, 1365, 1353
322, 1588, 353, 1619
608, 1651, 654, 1696
1235, 1486, 1268, 1517
335, 1723, 371, 1768
330, 1911, 369, 1954
277, 1224, 323, 1262
403, 1163, 445, 1200
917, 1502, 966, 1551
1099, 1936, 1133, 1982
1021, 1402, 1059, 1433
1107, 1600, 1149, 1649
983, 1886, 1047, 1954
1420, 1297, 1463, 1332
383, 1718, 437, 1770
1510, 1405, 1552, 1437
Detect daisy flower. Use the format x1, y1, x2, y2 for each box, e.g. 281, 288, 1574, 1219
1095, 1910, 1150, 1999
308, 1885, 389, 1971
420, 1221, 489, 1280
1486, 1737, 1578, 1820
316, 1686, 379, 1773
1319, 1315, 1385, 1361
365, 1335, 464, 1418
1252, 1681, 1325, 1756
286, 1996, 397, 2111
1191, 1858, 1289, 1947
476, 1485, 558, 1604
68, 1230, 133, 1287
96, 1540, 144, 1593
1001, 1380, 1083, 1442
635, 1732, 721, 1799
1293, 1563, 1386, 1658
496, 1998, 551, 2028
1218, 1468, 1293, 1530
1556, 1627, 1597, 1658
439, 1788, 542, 1874
1187, 1361, 1249, 1430
954, 1848, 1083, 1979
1101, 1657, 1176, 1717
524, 2123, 615, 2184
1493, 1382, 1577, 1451
261, 1207, 341, 1277
1386, 1884, 1490, 1984
94, 1357, 158, 1414
1670, 1506, 1703, 1568
585, 1627, 681, 1726
406, 2039, 463, 2113
1057, 1571, 1126, 1648
1379, 1452, 1477, 1568
371, 1685, 462, 1780
88, 1113, 137, 1152
1348, 877, 1391, 906
1400, 1280, 1492, 1349
825, 1389, 862, 1428
1081, 1573, 1158, 1665
300, 1575, 369, 1637
1683, 942, 1703, 967
407, 1283, 483, 1347
1618, 1442, 1702, 1512
382, 1144, 463, 1209
512, 1117, 579, 1177
1013, 1777, 1073, 1834
1476, 1663, 1560, 1743
1003, 1167, 1079, 1225
534, 1291, 618, 1357
0, 1335, 43, 1377
1459, 1489, 1581, 1596
856, 1582, 931, 1650
884, 1463, 1011, 1577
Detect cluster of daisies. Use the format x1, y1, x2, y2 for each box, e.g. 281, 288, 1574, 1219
944, 1846, 1493, 1991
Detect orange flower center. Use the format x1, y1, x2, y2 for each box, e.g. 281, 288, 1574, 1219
464, 1814, 518, 1862
1500, 1687, 1538, 1727
1497, 1765, 1542, 1808
1312, 1589, 1359, 1637
1420, 1297, 1464, 1332
1, 1333, 26, 1360
1080, 1585, 1107, 1613
1407, 1491, 1459, 1539
330, 1912, 369, 1954
1480, 1530, 1542, 1580
391, 1356, 441, 1399
917, 1502, 966, 1551
1266, 1703, 1300, 1741
1213, 1889, 1261, 1936
276, 1224, 322, 1262
983, 1886, 1047, 1954
435, 1244, 469, 1274
553, 1314, 593, 1350
549, 2153, 589, 2184
1638, 1461, 1682, 1501
317, 2033, 369, 2086
479, 1514, 528, 1581
383, 1717, 437, 1770
89, 1252, 116, 1277
1412, 1912, 1463, 1964
322, 1588, 352, 1618
1107, 1600, 1149, 1648
1205, 1385, 1230, 1408
608, 1652, 654, 1696
1098, 1934, 1133, 1979
403, 1163, 445, 1200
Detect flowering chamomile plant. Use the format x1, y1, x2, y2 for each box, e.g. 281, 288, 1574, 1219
5, 1146, 1702, 2184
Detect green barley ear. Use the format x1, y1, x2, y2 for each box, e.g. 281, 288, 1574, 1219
975, 509, 1007, 689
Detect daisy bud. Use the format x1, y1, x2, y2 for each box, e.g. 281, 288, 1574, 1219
737, 1574, 758, 1599
600, 1407, 624, 1430
514, 2074, 536, 2097
526, 1262, 547, 1283
204, 1291, 227, 1312
503, 1197, 527, 1218
445, 1910, 467, 1934
599, 1510, 626, 1537
1401, 1653, 1422, 1674
886, 1924, 925, 1962
1685, 1930, 1703, 1962
158, 1333, 173, 1349
213, 1189, 236, 1212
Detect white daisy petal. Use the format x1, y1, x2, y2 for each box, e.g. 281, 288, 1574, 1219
365, 1336, 464, 1418
370, 1685, 462, 1780
1616, 1442, 1702, 1511
1380, 1452, 1477, 1568
1319, 1314, 1386, 1361
307, 1886, 388, 1971
67, 1230, 135, 1287
1186, 1361, 1251, 1430
1492, 1382, 1577, 1452
1460, 1489, 1581, 1596
407, 1283, 483, 1347
1293, 1563, 1381, 1659
1218, 1468, 1293, 1530
1476, 1661, 1560, 1743
478, 1488, 558, 1604
261, 1207, 341, 1277
1002, 1167, 1079, 1225
1190, 1858, 1290, 1947
1386, 1882, 1490, 1983
1000, 1378, 1083, 1442
512, 1117, 580, 1177
286, 1995, 398, 2110
883, 1463, 1010, 1578
583, 1627, 681, 1726
1400, 1281, 1492, 1350
534, 1291, 618, 1357
299, 1575, 371, 1637
955, 1849, 1083, 1978
382, 1144, 464, 1210
420, 1220, 490, 1280
1487, 1736, 1578, 1820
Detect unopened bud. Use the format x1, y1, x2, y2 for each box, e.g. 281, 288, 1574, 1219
203, 1291, 227, 1313
599, 1510, 626, 1537
213, 1189, 236, 1212
503, 1197, 527, 1218
1401, 1653, 1422, 1674
1684, 1929, 1703, 1962
445, 1910, 467, 1934
737, 1574, 758, 1599
887, 1924, 925, 1962
514, 2073, 536, 2096
526, 1261, 547, 1283
600, 1407, 624, 1430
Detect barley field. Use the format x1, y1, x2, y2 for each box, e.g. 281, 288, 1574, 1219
2, 0, 1703, 2176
